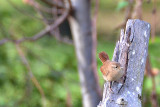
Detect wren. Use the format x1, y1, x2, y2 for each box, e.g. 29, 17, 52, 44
99, 51, 124, 92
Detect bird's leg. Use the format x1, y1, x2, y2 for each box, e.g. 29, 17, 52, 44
118, 74, 126, 93
109, 81, 113, 93
123, 74, 126, 84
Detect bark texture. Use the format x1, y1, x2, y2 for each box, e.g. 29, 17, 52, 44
68, 0, 101, 107
98, 19, 150, 107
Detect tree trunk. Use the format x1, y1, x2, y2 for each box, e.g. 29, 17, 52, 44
98, 19, 150, 107
68, 0, 101, 107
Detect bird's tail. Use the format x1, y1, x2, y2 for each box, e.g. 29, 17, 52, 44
99, 51, 109, 64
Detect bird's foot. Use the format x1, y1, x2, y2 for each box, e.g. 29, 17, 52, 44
118, 75, 126, 93
109, 87, 114, 94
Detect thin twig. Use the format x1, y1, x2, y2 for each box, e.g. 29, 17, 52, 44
13, 73, 32, 107
51, 3, 61, 40
24, 46, 55, 69
132, 0, 143, 19
41, 0, 65, 9
145, 56, 158, 107
92, 0, 102, 98
16, 9, 69, 43
0, 22, 10, 38
15, 44, 46, 107
115, 0, 133, 30
7, 0, 45, 21
27, 0, 50, 25
1, 0, 71, 45
151, 0, 157, 42
0, 9, 69, 45
23, 0, 53, 13
0, 38, 10, 45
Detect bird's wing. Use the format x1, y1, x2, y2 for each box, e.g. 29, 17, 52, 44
100, 66, 110, 76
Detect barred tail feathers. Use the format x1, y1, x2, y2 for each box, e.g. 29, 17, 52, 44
99, 51, 109, 64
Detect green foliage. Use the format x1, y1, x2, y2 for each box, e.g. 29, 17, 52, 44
116, 0, 128, 11
149, 37, 160, 69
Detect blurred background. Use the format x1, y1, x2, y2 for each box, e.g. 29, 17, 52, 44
0, 0, 160, 107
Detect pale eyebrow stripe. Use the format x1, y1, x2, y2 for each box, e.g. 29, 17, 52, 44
111, 64, 116, 67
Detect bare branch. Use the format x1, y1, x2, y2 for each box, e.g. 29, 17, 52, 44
24, 0, 51, 25
115, 0, 134, 30
0, 9, 69, 45
41, 0, 65, 9
50, 3, 61, 40
145, 56, 159, 107
66, 0, 72, 11
16, 9, 69, 43
0, 38, 10, 45
0, 0, 72, 46
132, 0, 143, 19
7, 0, 45, 21
15, 44, 46, 107
151, 0, 157, 42
23, 0, 53, 13
57, 37, 73, 44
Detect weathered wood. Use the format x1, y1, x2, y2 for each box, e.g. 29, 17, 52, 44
98, 19, 150, 107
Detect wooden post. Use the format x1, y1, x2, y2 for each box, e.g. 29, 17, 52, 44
98, 19, 150, 107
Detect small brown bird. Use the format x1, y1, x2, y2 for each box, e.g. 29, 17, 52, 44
99, 51, 124, 92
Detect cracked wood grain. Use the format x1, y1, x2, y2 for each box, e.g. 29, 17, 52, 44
98, 19, 150, 107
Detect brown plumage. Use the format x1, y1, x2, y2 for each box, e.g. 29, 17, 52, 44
99, 51, 124, 92
99, 51, 109, 64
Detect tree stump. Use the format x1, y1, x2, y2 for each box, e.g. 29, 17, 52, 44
98, 19, 150, 107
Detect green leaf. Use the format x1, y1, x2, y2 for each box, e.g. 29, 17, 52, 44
116, 1, 129, 11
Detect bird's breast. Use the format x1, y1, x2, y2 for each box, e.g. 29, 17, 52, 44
106, 69, 125, 81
